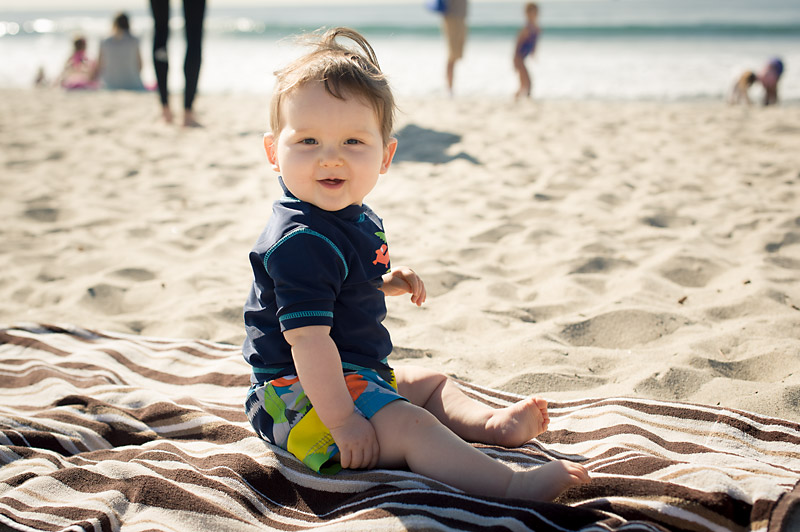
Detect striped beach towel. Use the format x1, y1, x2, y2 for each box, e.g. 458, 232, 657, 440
1, 324, 798, 531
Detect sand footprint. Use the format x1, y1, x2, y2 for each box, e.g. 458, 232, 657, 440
185, 220, 233, 241
640, 211, 693, 229
522, 304, 576, 322
24, 206, 60, 223
214, 305, 242, 325
81, 283, 127, 315
569, 256, 634, 275
782, 388, 800, 419
689, 352, 792, 382
634, 367, 711, 400
111, 268, 156, 282
501, 372, 607, 395
423, 271, 477, 298
484, 302, 578, 325
391, 346, 434, 360
765, 256, 800, 270
658, 255, 724, 288
705, 290, 793, 321
470, 223, 524, 244
560, 309, 688, 349
765, 230, 800, 253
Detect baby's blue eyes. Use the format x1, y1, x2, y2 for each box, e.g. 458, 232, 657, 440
299, 139, 361, 145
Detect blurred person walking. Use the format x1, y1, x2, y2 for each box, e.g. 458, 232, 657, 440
434, 0, 468, 95
149, 0, 206, 127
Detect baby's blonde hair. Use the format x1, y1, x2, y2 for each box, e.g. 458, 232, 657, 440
269, 27, 396, 145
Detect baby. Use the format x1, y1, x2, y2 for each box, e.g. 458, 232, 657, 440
243, 27, 590, 501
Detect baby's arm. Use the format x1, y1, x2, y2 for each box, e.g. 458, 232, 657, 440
380, 266, 426, 306
284, 325, 380, 469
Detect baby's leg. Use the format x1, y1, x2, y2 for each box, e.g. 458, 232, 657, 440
395, 365, 548, 447
370, 400, 589, 501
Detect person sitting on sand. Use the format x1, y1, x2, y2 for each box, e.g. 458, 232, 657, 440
729, 70, 757, 106
57, 36, 98, 90
758, 57, 784, 106
513, 2, 540, 100
94, 12, 145, 91
242, 27, 590, 501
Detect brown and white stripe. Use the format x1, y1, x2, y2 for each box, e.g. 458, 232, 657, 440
1, 324, 798, 531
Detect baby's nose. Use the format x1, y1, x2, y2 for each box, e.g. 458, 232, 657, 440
320, 146, 344, 167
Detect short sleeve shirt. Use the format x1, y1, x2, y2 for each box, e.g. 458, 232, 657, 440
243, 180, 393, 382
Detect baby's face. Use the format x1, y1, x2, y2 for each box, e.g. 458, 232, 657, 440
265, 82, 397, 212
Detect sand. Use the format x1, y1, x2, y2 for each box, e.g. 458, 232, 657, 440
2, 88, 799, 422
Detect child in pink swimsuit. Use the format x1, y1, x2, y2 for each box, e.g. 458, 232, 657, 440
58, 36, 98, 90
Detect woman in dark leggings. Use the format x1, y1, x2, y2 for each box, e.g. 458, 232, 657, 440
149, 0, 206, 127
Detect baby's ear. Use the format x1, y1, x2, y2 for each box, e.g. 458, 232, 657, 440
263, 133, 280, 172
380, 137, 398, 174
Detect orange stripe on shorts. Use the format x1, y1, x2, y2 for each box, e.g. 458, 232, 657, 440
344, 373, 369, 401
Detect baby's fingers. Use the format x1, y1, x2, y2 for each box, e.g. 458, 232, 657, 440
346, 441, 379, 470
347, 446, 366, 470
408, 275, 426, 306
367, 438, 380, 470
337, 448, 352, 470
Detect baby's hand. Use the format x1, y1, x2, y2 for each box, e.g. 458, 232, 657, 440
329, 411, 380, 470
381, 266, 426, 306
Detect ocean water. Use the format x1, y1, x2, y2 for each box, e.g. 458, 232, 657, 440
1, 0, 799, 101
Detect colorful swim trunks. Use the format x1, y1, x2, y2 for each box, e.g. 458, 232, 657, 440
245, 367, 405, 474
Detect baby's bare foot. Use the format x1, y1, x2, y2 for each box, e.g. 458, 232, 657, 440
485, 396, 549, 447
506, 460, 590, 502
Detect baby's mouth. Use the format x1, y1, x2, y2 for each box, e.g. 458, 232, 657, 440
319, 178, 344, 186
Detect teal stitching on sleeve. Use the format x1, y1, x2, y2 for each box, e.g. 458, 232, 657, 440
264, 228, 349, 278
279, 311, 334, 322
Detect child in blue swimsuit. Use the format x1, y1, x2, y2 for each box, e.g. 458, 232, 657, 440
514, 3, 540, 100
243, 26, 590, 501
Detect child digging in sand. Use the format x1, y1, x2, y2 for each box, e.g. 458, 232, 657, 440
242, 27, 590, 501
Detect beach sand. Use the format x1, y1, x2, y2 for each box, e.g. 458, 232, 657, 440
2, 88, 799, 422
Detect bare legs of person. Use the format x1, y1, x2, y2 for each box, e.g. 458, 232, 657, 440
157, 105, 200, 127
762, 83, 778, 106
514, 54, 531, 100
446, 58, 457, 96
160, 105, 173, 124
368, 365, 590, 501
158, 105, 201, 127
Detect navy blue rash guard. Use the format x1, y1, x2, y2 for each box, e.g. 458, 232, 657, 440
242, 179, 393, 383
